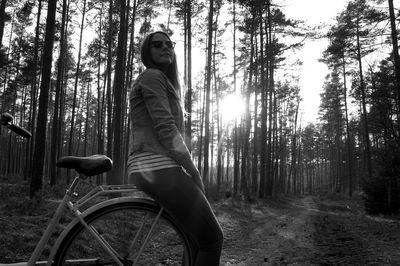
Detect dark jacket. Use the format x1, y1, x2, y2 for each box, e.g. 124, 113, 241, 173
129, 68, 193, 169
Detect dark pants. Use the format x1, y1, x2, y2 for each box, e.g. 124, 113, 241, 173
129, 167, 223, 266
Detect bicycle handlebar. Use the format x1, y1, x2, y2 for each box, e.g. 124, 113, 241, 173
1, 112, 32, 139
8, 123, 32, 138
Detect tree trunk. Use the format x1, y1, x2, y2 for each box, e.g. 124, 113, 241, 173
232, 0, 239, 196
266, 3, 274, 197
97, 2, 105, 156
1, 10, 13, 114
233, 119, 239, 195
387, 0, 400, 116
356, 18, 372, 179
249, 8, 258, 197
106, 0, 114, 161
240, 0, 254, 201
67, 0, 87, 181
202, 0, 214, 195
49, 0, 68, 185
27, 0, 43, 179
214, 58, 222, 196
121, 0, 131, 182
184, 0, 193, 151
197, 81, 205, 173
288, 102, 299, 193
30, 0, 58, 200
107, 0, 127, 185
84, 81, 91, 156
342, 56, 353, 197
0, 0, 7, 46
258, 0, 267, 199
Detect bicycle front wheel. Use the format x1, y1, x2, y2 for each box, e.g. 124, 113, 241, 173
52, 199, 193, 266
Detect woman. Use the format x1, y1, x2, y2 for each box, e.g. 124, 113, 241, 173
128, 31, 223, 266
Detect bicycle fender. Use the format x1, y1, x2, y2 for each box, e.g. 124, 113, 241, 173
47, 197, 158, 264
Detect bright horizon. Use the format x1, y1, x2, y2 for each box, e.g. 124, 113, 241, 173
63, 0, 353, 124
175, 0, 351, 124
282, 0, 350, 123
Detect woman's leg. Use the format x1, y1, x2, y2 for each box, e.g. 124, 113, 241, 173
130, 168, 223, 266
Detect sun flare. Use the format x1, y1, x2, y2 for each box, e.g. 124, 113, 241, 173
220, 94, 245, 123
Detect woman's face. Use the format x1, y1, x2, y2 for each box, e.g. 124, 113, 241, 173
150, 33, 175, 70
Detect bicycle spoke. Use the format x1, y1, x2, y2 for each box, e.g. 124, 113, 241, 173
132, 209, 164, 265
53, 202, 190, 266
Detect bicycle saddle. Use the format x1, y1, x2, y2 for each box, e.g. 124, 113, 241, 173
56, 155, 113, 176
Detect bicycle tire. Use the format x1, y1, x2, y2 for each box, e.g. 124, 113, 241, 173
52, 199, 193, 266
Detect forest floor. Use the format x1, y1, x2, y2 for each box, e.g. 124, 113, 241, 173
1, 175, 400, 265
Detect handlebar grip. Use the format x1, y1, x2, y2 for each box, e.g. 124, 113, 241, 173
8, 124, 32, 138
1, 113, 13, 124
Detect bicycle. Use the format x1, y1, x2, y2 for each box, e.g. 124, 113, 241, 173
0, 112, 193, 266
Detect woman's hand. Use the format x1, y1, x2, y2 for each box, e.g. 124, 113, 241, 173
182, 159, 205, 194
191, 171, 205, 194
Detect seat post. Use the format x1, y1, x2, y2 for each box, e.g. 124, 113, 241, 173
66, 175, 82, 197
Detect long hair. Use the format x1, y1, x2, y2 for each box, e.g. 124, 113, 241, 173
140, 31, 181, 99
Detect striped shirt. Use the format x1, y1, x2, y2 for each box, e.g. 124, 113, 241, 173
128, 151, 180, 173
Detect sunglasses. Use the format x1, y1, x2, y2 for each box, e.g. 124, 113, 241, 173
151, 40, 176, 49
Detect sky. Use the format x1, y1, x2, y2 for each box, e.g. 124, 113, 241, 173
185, 0, 352, 124
78, 0, 352, 124
281, 0, 349, 123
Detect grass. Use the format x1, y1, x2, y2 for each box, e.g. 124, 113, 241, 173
0, 175, 74, 263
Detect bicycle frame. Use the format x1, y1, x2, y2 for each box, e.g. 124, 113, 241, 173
1, 115, 171, 266
4, 175, 165, 266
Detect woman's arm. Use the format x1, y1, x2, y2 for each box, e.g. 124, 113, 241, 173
139, 70, 204, 192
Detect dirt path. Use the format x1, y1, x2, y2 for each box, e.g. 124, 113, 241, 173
2, 180, 400, 265
215, 196, 400, 266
